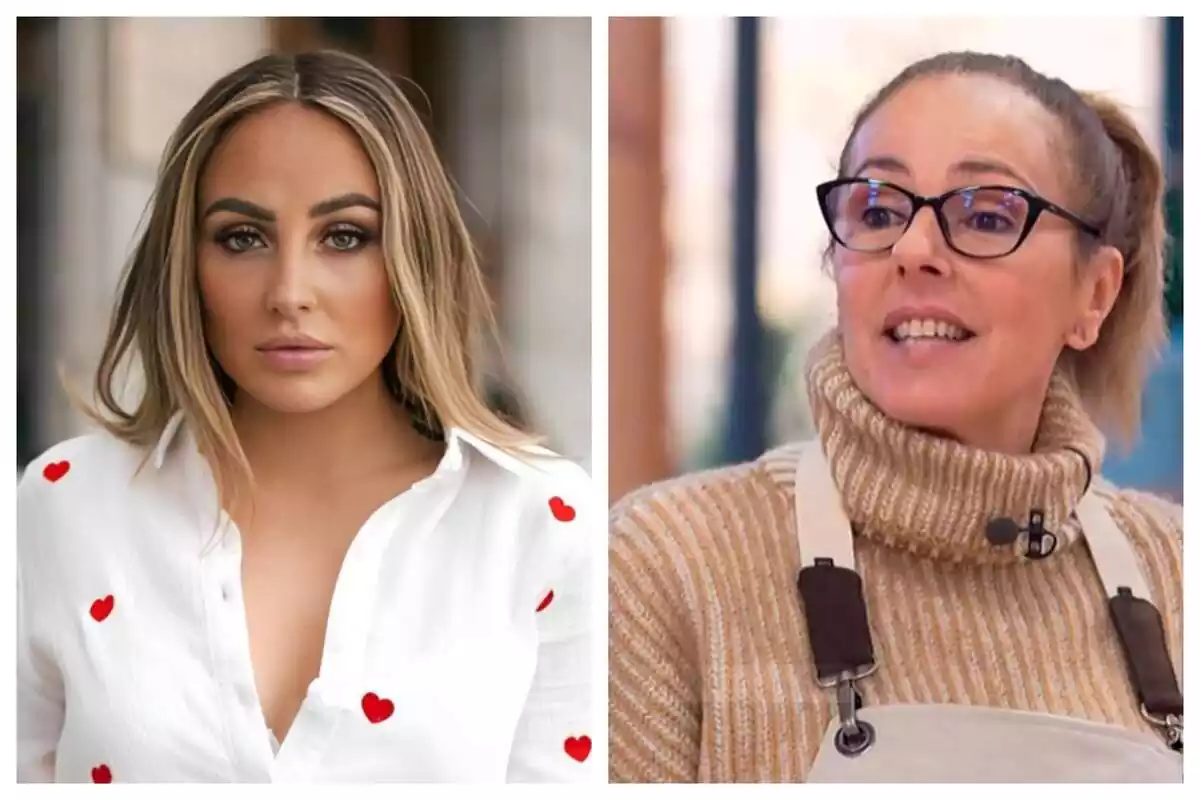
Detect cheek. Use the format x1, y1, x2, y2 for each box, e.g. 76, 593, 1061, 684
197, 262, 258, 342
832, 258, 883, 335
834, 263, 872, 306
328, 260, 400, 342
981, 252, 1078, 344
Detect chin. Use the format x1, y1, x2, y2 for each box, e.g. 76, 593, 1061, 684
865, 383, 972, 441
234, 378, 352, 415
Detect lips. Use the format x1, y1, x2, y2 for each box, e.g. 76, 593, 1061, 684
255, 336, 334, 370
256, 336, 332, 353
259, 345, 330, 353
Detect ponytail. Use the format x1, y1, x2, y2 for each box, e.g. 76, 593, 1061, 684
1065, 93, 1167, 447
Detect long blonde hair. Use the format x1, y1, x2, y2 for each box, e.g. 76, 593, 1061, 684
88, 50, 537, 504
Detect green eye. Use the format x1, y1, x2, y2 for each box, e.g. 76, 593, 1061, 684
216, 227, 264, 253
324, 225, 373, 252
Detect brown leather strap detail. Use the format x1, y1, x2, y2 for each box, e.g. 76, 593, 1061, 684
797, 558, 875, 682
1109, 588, 1183, 718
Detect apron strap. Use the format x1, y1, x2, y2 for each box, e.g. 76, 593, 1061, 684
1076, 487, 1183, 747
793, 443, 875, 685
792, 442, 1182, 750
1075, 487, 1152, 601
793, 442, 858, 569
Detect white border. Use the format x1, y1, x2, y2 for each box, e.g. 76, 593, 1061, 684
5, 9, 1197, 796
588, 13, 612, 785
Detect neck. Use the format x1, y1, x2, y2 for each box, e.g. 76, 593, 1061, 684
229, 373, 443, 491
916, 381, 1047, 455
803, 328, 1104, 565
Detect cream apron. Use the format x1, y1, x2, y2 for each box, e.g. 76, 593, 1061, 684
793, 444, 1184, 783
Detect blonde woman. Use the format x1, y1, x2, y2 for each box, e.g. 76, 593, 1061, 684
610, 52, 1182, 783
18, 50, 595, 784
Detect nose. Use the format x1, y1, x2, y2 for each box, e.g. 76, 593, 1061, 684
264, 242, 318, 316
890, 205, 951, 278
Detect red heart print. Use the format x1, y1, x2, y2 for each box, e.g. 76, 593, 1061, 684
549, 496, 576, 522
92, 764, 112, 783
564, 735, 591, 762
43, 460, 70, 483
90, 595, 115, 622
536, 590, 554, 612
361, 692, 394, 724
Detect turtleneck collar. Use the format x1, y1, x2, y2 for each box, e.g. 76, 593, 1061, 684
799, 329, 1105, 565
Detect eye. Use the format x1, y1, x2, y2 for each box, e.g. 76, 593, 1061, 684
216, 227, 266, 253
323, 225, 372, 252
952, 189, 1025, 235
962, 211, 1016, 233
860, 206, 905, 229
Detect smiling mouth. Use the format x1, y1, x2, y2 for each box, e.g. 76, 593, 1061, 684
885, 318, 977, 344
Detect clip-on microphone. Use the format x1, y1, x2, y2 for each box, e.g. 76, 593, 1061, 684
983, 446, 1092, 560
984, 509, 1058, 560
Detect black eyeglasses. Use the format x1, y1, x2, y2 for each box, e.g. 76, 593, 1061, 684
816, 178, 1102, 259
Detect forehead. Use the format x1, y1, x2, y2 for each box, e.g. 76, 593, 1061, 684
846, 73, 1068, 198
200, 102, 380, 203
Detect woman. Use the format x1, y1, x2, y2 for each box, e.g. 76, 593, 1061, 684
609, 52, 1182, 783
18, 50, 596, 784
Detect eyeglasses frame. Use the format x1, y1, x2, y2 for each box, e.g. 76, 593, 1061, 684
815, 177, 1102, 260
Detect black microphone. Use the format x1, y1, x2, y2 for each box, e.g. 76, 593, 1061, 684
984, 509, 1057, 559
984, 516, 1022, 546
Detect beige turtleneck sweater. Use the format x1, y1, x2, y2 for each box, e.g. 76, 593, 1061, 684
608, 332, 1183, 783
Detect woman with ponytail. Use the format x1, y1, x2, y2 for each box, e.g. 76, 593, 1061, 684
610, 52, 1182, 783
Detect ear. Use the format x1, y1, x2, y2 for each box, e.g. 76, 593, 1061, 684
1065, 245, 1124, 351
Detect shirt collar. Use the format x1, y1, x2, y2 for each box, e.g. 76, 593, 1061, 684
152, 411, 188, 469
151, 410, 544, 479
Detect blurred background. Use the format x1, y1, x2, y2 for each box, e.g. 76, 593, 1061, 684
17, 17, 592, 473
610, 16, 1184, 504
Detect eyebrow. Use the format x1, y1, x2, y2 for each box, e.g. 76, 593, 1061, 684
201, 192, 382, 222
850, 155, 1034, 189
950, 159, 1034, 189
849, 155, 910, 177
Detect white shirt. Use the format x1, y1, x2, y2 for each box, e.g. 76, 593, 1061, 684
17, 412, 598, 783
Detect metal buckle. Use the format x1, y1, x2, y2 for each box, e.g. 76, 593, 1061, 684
1141, 705, 1183, 752
831, 670, 876, 757
816, 662, 877, 689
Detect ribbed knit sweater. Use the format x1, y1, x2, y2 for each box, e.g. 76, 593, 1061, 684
608, 331, 1183, 783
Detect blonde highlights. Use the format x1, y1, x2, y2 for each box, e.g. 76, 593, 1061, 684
88, 50, 536, 504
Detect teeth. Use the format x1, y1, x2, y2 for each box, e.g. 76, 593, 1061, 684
892, 318, 969, 342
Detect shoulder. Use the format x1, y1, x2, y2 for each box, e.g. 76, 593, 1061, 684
1093, 475, 1182, 542
458, 430, 591, 492
456, 431, 595, 568
1092, 476, 1182, 608
19, 430, 150, 513
18, 430, 152, 569
611, 459, 763, 539
610, 443, 797, 581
